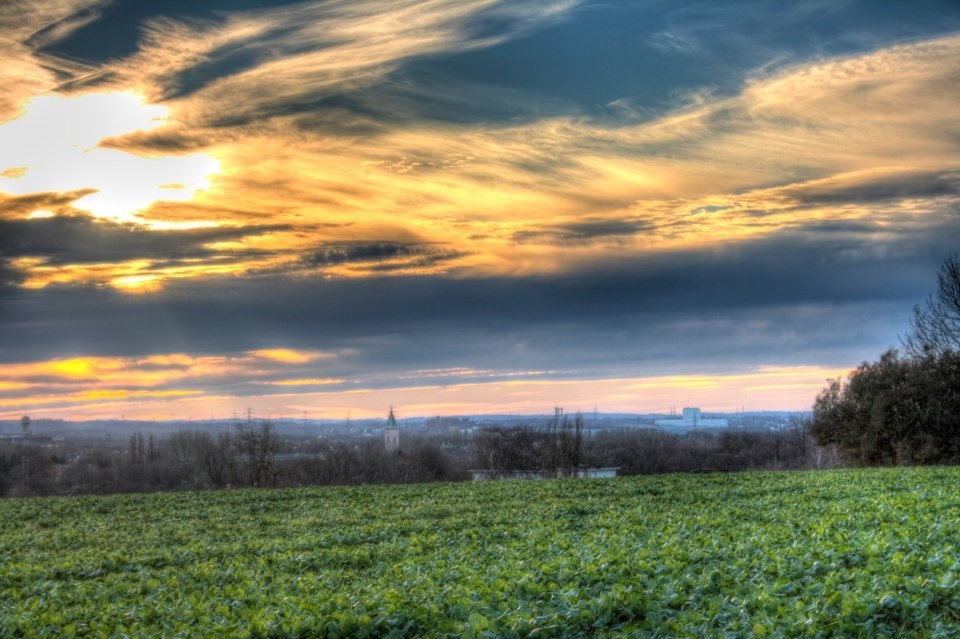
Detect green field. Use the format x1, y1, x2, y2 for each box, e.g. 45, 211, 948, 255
2, 468, 960, 638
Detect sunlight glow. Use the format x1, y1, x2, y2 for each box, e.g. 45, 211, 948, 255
250, 349, 323, 364
0, 351, 848, 421
49, 359, 94, 378
110, 274, 165, 294
268, 378, 344, 386
0, 92, 220, 222
12, 253, 295, 294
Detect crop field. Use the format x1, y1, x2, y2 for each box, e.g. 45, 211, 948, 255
2, 467, 960, 638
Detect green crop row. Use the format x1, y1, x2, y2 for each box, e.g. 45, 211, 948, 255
2, 467, 960, 637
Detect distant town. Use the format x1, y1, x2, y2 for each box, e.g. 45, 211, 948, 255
0, 407, 800, 442
0, 407, 821, 498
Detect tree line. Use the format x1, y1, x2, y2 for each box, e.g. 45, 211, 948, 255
473, 413, 830, 478
0, 421, 472, 497
1, 414, 831, 498
811, 254, 960, 466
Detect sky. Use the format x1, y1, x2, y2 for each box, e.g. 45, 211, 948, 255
1, 0, 958, 421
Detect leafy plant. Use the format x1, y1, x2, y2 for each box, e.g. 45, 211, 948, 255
2, 468, 958, 637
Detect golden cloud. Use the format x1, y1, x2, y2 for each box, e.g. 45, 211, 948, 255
267, 378, 344, 387
250, 349, 325, 364
110, 0, 578, 116
2, 0, 957, 292
0, 0, 105, 121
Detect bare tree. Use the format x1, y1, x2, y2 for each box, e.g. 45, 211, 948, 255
473, 427, 540, 477
198, 432, 236, 488
234, 420, 280, 487
541, 410, 583, 477
559, 412, 584, 476
903, 253, 960, 358
785, 413, 812, 466
128, 432, 145, 465
541, 415, 559, 476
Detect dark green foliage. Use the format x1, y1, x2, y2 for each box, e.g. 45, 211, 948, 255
812, 350, 960, 466
3, 469, 960, 637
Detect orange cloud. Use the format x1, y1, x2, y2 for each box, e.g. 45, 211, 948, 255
267, 378, 344, 386
77, 389, 202, 402
121, 34, 954, 282
250, 349, 324, 364
4, 6, 957, 292
0, 1, 105, 121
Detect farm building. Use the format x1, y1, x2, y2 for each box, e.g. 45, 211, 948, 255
470, 467, 619, 481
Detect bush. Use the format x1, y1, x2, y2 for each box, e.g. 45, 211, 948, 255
811, 349, 960, 466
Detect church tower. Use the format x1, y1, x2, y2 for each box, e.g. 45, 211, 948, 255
384, 406, 400, 451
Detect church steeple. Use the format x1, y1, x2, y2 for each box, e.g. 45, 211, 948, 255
384, 406, 400, 451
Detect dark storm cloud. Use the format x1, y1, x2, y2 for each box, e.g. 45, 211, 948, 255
3, 214, 955, 378
303, 242, 465, 269
0, 214, 291, 265
363, 252, 464, 273
512, 218, 652, 243
0, 190, 97, 220
787, 170, 960, 205
0, 259, 25, 290
306, 243, 423, 266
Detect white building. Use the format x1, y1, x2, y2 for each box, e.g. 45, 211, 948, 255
655, 407, 728, 429
470, 467, 619, 481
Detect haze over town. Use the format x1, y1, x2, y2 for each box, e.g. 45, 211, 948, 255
1, 0, 958, 421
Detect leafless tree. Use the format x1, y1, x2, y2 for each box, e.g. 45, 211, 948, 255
559, 413, 584, 476
234, 420, 281, 487
198, 432, 236, 488
785, 413, 812, 466
541, 411, 583, 477
472, 427, 539, 477
128, 432, 145, 465
903, 253, 960, 358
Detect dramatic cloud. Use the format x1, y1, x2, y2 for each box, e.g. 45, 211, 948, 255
0, 0, 105, 121
1, 0, 957, 418
101, 0, 578, 126
0, 214, 289, 263
0, 91, 221, 223
0, 214, 295, 291
3, 214, 951, 371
